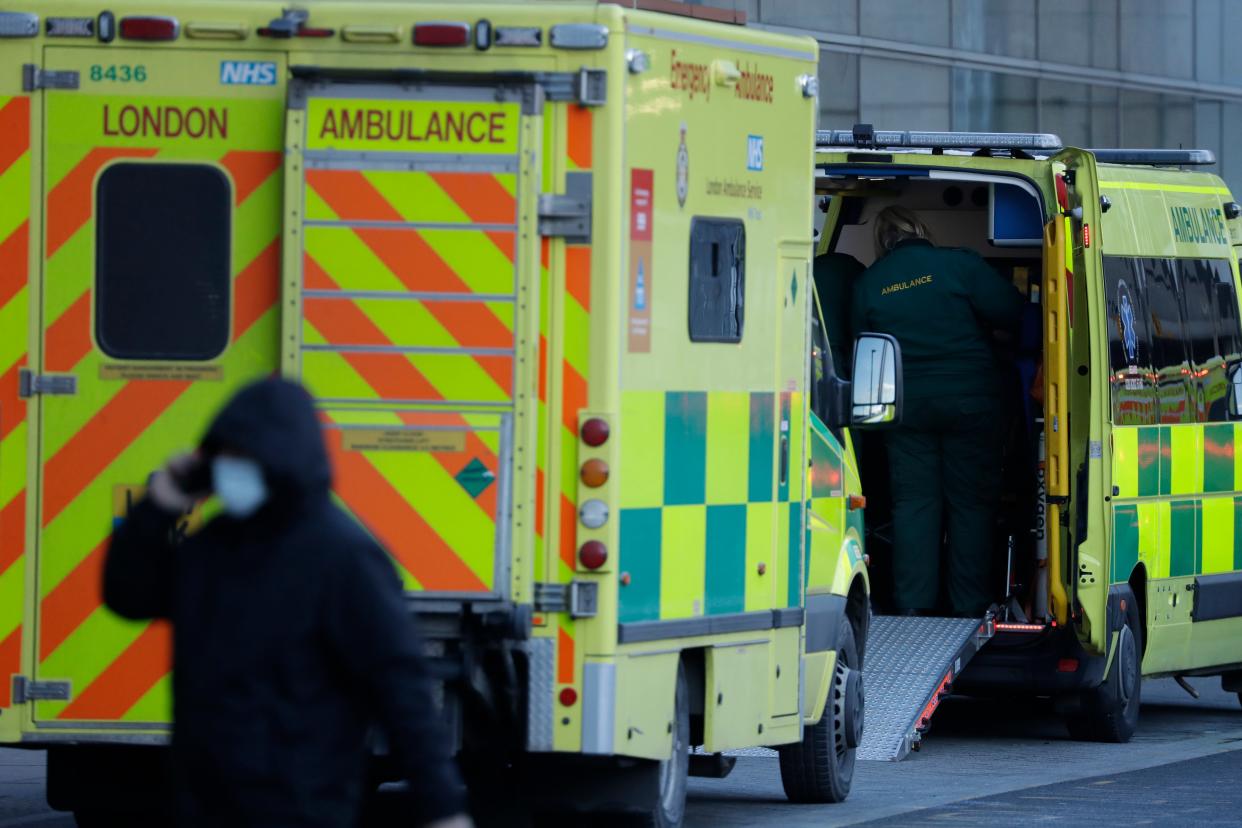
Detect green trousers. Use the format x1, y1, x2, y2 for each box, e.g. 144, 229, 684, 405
885, 394, 1004, 615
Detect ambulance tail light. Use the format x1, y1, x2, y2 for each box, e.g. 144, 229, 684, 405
581, 418, 610, 447
119, 15, 179, 41
578, 541, 608, 570
580, 459, 609, 488
1054, 173, 1069, 212
414, 22, 470, 46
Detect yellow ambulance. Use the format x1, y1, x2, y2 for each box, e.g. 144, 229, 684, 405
0, 2, 885, 823
815, 127, 1242, 758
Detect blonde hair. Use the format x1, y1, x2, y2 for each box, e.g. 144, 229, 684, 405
873, 205, 933, 258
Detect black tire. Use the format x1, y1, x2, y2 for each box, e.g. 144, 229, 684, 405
778, 621, 861, 804
1065, 599, 1142, 742
627, 662, 690, 828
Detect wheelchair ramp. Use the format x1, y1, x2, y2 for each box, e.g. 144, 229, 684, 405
858, 614, 993, 761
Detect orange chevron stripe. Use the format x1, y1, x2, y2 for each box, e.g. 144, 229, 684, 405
0, 96, 29, 177
427, 172, 518, 258
57, 621, 170, 720
305, 169, 396, 221
46, 148, 157, 258
219, 150, 281, 206
326, 431, 488, 592
428, 173, 516, 225
557, 626, 575, 684
0, 220, 28, 310
45, 292, 91, 372
565, 246, 591, 311
42, 381, 190, 528
305, 297, 513, 350
232, 240, 280, 339
0, 357, 26, 442
567, 105, 593, 170
0, 626, 19, 707
0, 491, 25, 574
303, 255, 444, 403
39, 538, 105, 661
562, 362, 587, 434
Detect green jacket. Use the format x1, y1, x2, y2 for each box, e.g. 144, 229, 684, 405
850, 239, 1022, 400
813, 251, 864, 375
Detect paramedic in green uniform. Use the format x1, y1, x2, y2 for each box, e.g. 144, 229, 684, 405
851, 206, 1023, 615
813, 251, 865, 376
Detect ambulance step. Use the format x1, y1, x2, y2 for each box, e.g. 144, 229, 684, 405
858, 614, 993, 762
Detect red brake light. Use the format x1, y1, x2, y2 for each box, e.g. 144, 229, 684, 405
578, 541, 608, 570
1082, 223, 1091, 248
119, 16, 179, 41
1057, 658, 1079, 673
414, 22, 470, 46
581, 418, 610, 447
1054, 173, 1069, 212
558, 687, 578, 706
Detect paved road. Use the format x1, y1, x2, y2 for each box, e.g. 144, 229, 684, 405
1, 678, 1239, 826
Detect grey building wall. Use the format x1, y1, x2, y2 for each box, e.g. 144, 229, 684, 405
692, 0, 1242, 193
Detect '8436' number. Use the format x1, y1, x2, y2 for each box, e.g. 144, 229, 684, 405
89, 64, 147, 83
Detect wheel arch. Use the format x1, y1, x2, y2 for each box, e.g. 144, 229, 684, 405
1125, 563, 1149, 657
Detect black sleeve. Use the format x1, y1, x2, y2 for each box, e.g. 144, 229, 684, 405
324, 539, 468, 825
102, 498, 180, 621
964, 252, 1024, 330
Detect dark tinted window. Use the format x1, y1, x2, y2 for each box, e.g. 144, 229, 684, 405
1103, 256, 1242, 424
1178, 258, 1242, 422
96, 163, 231, 361
688, 218, 745, 342
1102, 256, 1156, 425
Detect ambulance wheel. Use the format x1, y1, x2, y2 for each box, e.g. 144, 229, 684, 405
777, 621, 860, 804
628, 662, 689, 827
1065, 600, 1142, 743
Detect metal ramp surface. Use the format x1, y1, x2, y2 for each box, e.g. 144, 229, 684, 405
858, 614, 993, 761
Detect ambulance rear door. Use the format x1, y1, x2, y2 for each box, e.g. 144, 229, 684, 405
28, 46, 286, 730
284, 78, 542, 606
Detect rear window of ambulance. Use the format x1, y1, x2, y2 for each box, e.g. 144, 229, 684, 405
95, 163, 231, 361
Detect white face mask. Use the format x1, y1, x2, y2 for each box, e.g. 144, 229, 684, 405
211, 456, 269, 518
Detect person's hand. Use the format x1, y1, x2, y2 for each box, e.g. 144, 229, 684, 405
147, 453, 206, 513
423, 816, 474, 828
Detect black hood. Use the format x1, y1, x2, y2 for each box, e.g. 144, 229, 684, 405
201, 378, 331, 501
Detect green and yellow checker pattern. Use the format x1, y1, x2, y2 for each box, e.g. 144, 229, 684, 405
1111, 423, 1242, 582
618, 389, 824, 623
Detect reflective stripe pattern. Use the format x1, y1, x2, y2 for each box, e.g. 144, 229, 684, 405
34, 90, 284, 723
0, 95, 30, 709
1111, 423, 1242, 581
296, 96, 526, 597
617, 390, 817, 623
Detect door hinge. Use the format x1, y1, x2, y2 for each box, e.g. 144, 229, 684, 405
538, 171, 592, 244
534, 581, 598, 619
22, 64, 80, 92
12, 676, 72, 704
18, 368, 78, 398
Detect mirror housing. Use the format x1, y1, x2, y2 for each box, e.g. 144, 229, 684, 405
850, 332, 902, 427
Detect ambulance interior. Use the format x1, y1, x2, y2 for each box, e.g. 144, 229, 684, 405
815, 173, 1051, 621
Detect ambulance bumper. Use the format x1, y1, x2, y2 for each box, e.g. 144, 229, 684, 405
956, 625, 1107, 695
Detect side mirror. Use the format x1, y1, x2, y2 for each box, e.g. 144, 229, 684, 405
850, 332, 902, 427
1229, 363, 1242, 418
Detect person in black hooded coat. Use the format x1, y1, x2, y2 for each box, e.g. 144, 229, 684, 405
104, 378, 471, 828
